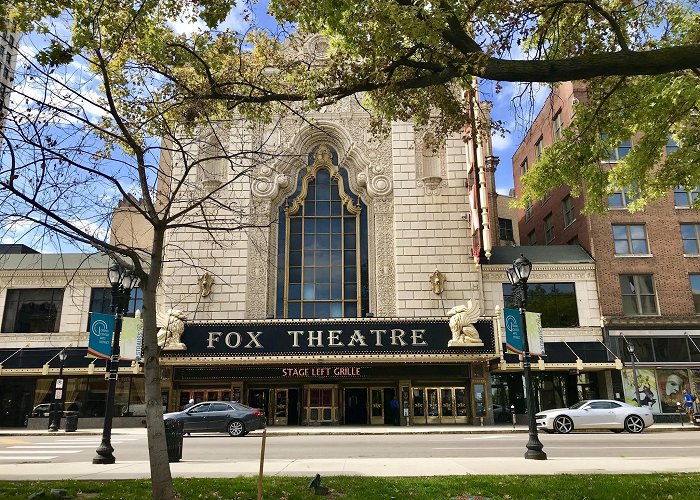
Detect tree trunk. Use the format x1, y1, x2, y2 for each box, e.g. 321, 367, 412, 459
141, 228, 177, 500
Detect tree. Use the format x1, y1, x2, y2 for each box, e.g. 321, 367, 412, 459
0, 3, 308, 498
6, 1, 699, 211
268, 0, 700, 210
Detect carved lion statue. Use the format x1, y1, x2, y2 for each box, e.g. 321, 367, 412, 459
447, 301, 483, 346
157, 309, 187, 350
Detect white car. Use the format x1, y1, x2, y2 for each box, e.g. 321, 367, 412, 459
535, 399, 654, 434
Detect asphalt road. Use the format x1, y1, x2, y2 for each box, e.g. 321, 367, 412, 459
0, 430, 698, 465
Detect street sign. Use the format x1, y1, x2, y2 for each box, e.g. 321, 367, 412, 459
55, 379, 64, 389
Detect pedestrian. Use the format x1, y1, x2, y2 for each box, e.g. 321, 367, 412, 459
390, 395, 400, 426
683, 389, 695, 422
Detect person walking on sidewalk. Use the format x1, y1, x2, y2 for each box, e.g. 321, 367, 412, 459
683, 389, 695, 422
390, 396, 400, 426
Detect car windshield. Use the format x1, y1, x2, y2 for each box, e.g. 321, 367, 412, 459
569, 401, 589, 409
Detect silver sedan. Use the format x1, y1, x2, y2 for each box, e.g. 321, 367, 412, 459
535, 399, 654, 434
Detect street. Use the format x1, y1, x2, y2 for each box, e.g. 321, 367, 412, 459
0, 430, 698, 465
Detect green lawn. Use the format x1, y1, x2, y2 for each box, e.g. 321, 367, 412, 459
2, 474, 698, 499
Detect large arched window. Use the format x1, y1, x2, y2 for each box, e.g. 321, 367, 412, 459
276, 145, 369, 318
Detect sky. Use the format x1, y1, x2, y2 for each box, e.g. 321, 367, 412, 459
165, 2, 551, 195
2, 3, 551, 250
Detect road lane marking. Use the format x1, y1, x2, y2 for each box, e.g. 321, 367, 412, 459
0, 450, 82, 454
433, 445, 698, 450
0, 456, 58, 460
9, 445, 92, 449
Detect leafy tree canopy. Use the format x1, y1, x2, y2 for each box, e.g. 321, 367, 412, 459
3, 0, 700, 210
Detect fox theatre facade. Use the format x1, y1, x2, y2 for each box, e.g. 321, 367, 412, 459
160, 316, 499, 426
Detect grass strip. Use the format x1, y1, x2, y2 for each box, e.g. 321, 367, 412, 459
2, 473, 698, 499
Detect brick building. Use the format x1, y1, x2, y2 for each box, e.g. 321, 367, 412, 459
512, 82, 700, 417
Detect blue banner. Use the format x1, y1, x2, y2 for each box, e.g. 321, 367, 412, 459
87, 312, 115, 359
503, 308, 523, 354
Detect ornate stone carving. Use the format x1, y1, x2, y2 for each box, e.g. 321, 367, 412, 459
430, 268, 446, 295
415, 132, 448, 195
447, 301, 484, 347
157, 309, 187, 350
245, 199, 271, 318
198, 273, 214, 297
373, 198, 396, 316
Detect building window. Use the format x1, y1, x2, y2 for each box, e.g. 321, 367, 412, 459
276, 145, 369, 319
605, 139, 632, 161
520, 158, 528, 177
552, 111, 563, 141
562, 196, 575, 227
1, 289, 64, 333
619, 275, 658, 315
527, 230, 536, 245
567, 236, 579, 246
503, 282, 579, 327
498, 218, 514, 243
612, 224, 649, 255
690, 275, 700, 314
666, 135, 679, 154
524, 201, 533, 221
535, 137, 543, 163
674, 186, 699, 208
544, 213, 554, 244
681, 223, 700, 255
87, 287, 143, 330
608, 187, 638, 209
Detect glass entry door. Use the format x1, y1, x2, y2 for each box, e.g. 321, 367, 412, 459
370, 388, 384, 425
410, 387, 469, 424
426, 388, 440, 424
274, 389, 288, 425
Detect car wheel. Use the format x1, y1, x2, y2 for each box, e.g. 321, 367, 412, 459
227, 420, 246, 437
553, 415, 573, 434
624, 415, 645, 433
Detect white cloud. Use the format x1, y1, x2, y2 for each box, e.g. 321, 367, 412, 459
491, 131, 512, 153
496, 187, 513, 196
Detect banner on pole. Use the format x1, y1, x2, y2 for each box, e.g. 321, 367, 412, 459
525, 312, 545, 356
503, 309, 545, 356
120, 316, 143, 362
87, 312, 115, 359
503, 308, 523, 354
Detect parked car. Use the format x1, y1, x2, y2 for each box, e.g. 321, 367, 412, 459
536, 399, 654, 434
693, 412, 700, 426
163, 401, 266, 437
31, 403, 52, 417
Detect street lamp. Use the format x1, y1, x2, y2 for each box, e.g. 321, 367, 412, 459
626, 342, 641, 406
48, 350, 68, 432
93, 263, 138, 464
506, 254, 547, 460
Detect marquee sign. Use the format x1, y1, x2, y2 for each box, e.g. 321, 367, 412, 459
169, 318, 496, 358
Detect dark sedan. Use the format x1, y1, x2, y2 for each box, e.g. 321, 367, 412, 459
163, 401, 266, 437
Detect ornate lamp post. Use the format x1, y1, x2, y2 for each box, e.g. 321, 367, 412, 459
48, 350, 67, 432
626, 342, 641, 406
93, 263, 138, 464
506, 254, 547, 461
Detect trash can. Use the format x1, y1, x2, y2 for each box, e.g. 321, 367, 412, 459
63, 411, 79, 432
164, 419, 184, 462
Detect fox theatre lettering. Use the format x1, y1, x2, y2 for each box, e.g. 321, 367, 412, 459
206, 328, 428, 350
179, 319, 496, 357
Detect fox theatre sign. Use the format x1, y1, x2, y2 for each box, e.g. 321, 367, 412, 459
174, 317, 497, 359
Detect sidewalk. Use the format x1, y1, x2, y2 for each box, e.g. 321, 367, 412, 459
1, 423, 698, 480
1, 422, 697, 437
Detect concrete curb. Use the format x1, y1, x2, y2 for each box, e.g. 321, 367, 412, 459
1, 424, 697, 437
